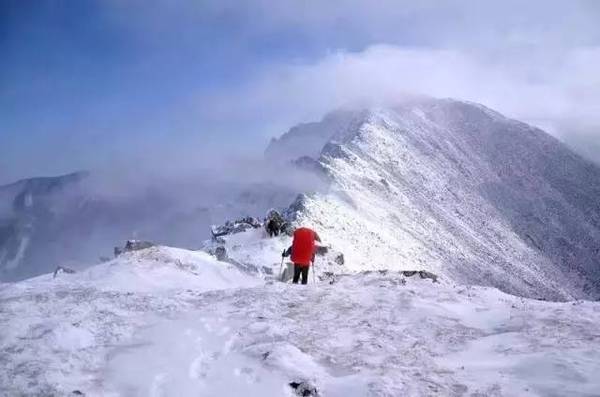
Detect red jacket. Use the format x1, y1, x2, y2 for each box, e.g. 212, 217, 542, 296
290, 227, 319, 266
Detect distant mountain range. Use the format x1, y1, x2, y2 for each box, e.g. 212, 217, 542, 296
0, 171, 297, 281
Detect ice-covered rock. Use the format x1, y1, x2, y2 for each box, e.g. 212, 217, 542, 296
210, 216, 262, 239
53, 265, 76, 278
289, 381, 319, 397
114, 239, 156, 256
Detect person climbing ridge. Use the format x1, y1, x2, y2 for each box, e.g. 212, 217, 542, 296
282, 226, 321, 284
266, 218, 279, 237
265, 209, 284, 237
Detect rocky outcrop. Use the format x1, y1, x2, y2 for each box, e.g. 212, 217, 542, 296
265, 110, 358, 164
114, 240, 156, 257
53, 266, 76, 278
400, 270, 438, 282
211, 217, 262, 239
289, 381, 319, 397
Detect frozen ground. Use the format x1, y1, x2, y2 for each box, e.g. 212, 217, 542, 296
1, 246, 599, 396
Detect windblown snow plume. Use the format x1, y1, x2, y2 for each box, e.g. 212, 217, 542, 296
268, 98, 600, 301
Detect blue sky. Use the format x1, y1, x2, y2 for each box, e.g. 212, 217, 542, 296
2, 1, 600, 184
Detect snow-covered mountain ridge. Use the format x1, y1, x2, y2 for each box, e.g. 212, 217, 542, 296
1, 244, 599, 396
3, 98, 600, 396
268, 98, 600, 300
0, 172, 86, 280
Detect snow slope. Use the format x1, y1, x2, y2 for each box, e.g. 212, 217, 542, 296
3, 98, 600, 396
0, 246, 260, 395
274, 99, 600, 301
1, 252, 599, 396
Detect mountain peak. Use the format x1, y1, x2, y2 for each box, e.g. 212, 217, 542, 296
266, 98, 511, 166
273, 98, 600, 300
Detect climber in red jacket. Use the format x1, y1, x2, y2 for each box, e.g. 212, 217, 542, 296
282, 227, 321, 284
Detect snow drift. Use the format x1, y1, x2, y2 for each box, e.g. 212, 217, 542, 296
1, 252, 599, 396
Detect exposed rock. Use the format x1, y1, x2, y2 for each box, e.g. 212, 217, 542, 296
283, 194, 308, 225
53, 266, 76, 278
278, 194, 316, 236
114, 240, 156, 257
289, 381, 319, 397
401, 270, 439, 283
214, 246, 228, 261
265, 109, 358, 164
292, 156, 329, 178
211, 216, 262, 239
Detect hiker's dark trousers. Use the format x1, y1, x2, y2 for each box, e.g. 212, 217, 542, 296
293, 264, 309, 284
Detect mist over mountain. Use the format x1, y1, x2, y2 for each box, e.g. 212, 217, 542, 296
3, 97, 600, 396
268, 98, 600, 300
4, 2, 600, 395
2, 97, 600, 301
0, 163, 320, 281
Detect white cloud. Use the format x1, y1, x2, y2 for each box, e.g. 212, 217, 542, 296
200, 44, 600, 161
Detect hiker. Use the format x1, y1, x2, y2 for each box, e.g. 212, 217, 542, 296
282, 227, 321, 284
266, 218, 279, 237
265, 209, 284, 237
